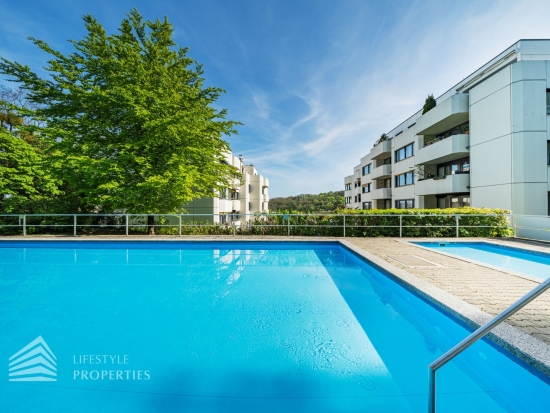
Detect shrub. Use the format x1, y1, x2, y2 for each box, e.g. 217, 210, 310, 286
422, 94, 437, 114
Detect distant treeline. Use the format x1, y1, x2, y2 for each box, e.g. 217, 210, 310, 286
269, 191, 345, 212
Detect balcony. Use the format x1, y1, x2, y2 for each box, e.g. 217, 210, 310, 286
416, 94, 469, 136
370, 140, 392, 160
415, 173, 470, 196
416, 134, 470, 165
370, 164, 392, 180
371, 187, 392, 199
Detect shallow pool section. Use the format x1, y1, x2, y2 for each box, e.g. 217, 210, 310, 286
1, 241, 549, 412
416, 241, 550, 281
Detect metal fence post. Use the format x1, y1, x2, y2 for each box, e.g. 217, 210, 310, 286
125, 214, 129, 236
232, 220, 236, 236
400, 215, 403, 238
23, 215, 26, 236
456, 215, 459, 238
343, 214, 346, 237
73, 215, 77, 237
179, 215, 182, 237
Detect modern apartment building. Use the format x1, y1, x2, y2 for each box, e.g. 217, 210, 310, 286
344, 39, 550, 215
183, 152, 269, 224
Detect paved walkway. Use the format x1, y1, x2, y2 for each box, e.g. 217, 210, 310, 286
346, 238, 550, 345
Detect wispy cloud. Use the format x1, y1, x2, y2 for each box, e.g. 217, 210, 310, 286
2, 0, 550, 197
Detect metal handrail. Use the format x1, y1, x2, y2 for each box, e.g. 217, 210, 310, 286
428, 276, 550, 412
0, 213, 511, 237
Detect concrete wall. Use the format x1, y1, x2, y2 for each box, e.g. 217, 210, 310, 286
470, 61, 548, 215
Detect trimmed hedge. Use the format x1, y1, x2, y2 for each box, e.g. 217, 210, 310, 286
240, 207, 513, 237
0, 207, 513, 237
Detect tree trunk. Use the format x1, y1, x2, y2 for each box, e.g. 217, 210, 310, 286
147, 215, 155, 235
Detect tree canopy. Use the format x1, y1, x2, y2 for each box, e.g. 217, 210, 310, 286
269, 191, 344, 213
0, 9, 239, 218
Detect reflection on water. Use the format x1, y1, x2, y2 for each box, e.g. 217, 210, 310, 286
0, 242, 549, 413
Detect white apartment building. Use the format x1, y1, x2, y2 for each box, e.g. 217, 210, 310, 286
345, 39, 550, 215
183, 152, 269, 224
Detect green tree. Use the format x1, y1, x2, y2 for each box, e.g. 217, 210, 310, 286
269, 191, 345, 213
0, 122, 59, 213
422, 94, 436, 114
0, 9, 239, 234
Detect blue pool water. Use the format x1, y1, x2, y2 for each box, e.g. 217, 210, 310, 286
1, 241, 549, 412
416, 242, 550, 281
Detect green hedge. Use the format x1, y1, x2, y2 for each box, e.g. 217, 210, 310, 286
0, 207, 513, 237
242, 207, 513, 237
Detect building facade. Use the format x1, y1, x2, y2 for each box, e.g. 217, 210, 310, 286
344, 39, 550, 215
183, 152, 269, 224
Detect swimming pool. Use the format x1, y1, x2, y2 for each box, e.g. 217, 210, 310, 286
0, 241, 549, 412
416, 242, 550, 281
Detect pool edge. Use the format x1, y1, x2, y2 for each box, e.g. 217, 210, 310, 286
338, 239, 550, 380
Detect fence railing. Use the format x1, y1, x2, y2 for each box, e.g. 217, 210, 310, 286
0, 213, 512, 237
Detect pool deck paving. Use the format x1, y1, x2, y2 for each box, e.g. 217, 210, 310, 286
3, 234, 550, 375
345, 237, 550, 345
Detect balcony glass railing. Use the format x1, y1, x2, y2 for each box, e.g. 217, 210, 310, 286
423, 122, 469, 147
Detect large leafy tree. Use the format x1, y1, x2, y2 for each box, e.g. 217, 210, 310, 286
0, 91, 59, 213
0, 9, 239, 233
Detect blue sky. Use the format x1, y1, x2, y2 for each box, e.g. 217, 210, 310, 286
1, 0, 550, 197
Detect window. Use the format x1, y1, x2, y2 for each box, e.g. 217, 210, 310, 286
345, 196, 352, 204
230, 191, 239, 200
354, 195, 362, 203
437, 157, 470, 177
547, 89, 550, 114
395, 171, 414, 187
362, 201, 372, 210
362, 183, 371, 193
362, 164, 372, 175
395, 143, 414, 162
547, 141, 550, 165
384, 178, 392, 188
384, 199, 391, 209
395, 199, 415, 209
437, 194, 470, 208
345, 183, 351, 191
383, 157, 391, 165
354, 180, 361, 188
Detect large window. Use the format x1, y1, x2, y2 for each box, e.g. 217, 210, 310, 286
354, 180, 361, 188
362, 164, 372, 175
362, 183, 371, 193
345, 196, 352, 204
345, 183, 351, 190
395, 143, 414, 162
354, 195, 361, 203
395, 199, 414, 209
437, 157, 470, 177
395, 171, 414, 187
362, 201, 372, 210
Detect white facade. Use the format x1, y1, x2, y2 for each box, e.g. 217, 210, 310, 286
344, 39, 550, 215
183, 153, 269, 224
